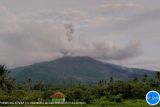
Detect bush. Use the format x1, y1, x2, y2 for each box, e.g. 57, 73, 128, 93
83, 94, 94, 104
108, 94, 123, 103
42, 90, 53, 100
114, 94, 123, 103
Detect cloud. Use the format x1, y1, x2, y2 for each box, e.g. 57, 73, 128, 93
83, 16, 127, 30
99, 2, 141, 13
111, 56, 160, 71
70, 39, 142, 61
30, 9, 89, 23
0, 6, 19, 33
0, 6, 142, 68
114, 8, 160, 30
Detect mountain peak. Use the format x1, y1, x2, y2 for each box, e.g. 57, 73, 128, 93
10, 56, 155, 85
55, 56, 97, 62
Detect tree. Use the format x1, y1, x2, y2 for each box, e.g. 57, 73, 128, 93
33, 80, 44, 91
142, 73, 148, 83
133, 77, 138, 82
0, 65, 15, 90
27, 78, 32, 89
98, 80, 106, 87
22, 78, 32, 90
73, 88, 83, 101
110, 77, 114, 84
148, 78, 155, 87
155, 72, 160, 86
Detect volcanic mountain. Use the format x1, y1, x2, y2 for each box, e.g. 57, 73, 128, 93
10, 56, 156, 85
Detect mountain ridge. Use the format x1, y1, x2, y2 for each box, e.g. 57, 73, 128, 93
10, 56, 156, 85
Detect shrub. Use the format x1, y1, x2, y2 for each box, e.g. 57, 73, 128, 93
114, 94, 123, 103
108, 94, 123, 103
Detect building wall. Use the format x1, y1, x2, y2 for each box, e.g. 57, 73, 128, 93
51, 98, 65, 102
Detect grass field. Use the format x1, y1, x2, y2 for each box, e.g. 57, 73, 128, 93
4, 100, 159, 107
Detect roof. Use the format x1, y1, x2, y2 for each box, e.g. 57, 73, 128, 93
50, 92, 65, 98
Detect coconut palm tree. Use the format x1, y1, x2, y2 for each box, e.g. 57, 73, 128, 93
34, 80, 44, 91
0, 65, 15, 90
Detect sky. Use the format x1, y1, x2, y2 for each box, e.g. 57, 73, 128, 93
0, 0, 160, 70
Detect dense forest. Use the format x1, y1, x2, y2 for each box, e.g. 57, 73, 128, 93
0, 64, 160, 104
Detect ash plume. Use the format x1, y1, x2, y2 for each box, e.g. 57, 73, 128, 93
64, 23, 74, 42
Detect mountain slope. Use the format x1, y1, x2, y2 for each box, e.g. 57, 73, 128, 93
10, 56, 156, 85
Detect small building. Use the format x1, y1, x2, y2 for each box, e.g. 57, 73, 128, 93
49, 92, 65, 102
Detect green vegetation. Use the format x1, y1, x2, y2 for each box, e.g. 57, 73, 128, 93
0, 65, 15, 90
1, 64, 160, 106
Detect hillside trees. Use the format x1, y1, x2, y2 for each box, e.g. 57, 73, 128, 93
155, 72, 160, 86
0, 65, 15, 90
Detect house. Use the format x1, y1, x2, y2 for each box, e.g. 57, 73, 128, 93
49, 92, 65, 102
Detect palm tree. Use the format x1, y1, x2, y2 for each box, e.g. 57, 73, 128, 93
0, 65, 15, 90
142, 73, 148, 83
155, 72, 160, 86
27, 78, 32, 90
34, 80, 44, 91
109, 77, 114, 83
22, 78, 32, 90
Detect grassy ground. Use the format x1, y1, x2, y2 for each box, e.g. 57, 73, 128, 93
4, 100, 159, 107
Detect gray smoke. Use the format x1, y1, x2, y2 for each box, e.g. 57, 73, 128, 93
60, 23, 75, 56
64, 23, 74, 42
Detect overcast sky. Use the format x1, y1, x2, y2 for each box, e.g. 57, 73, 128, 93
0, 0, 160, 70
